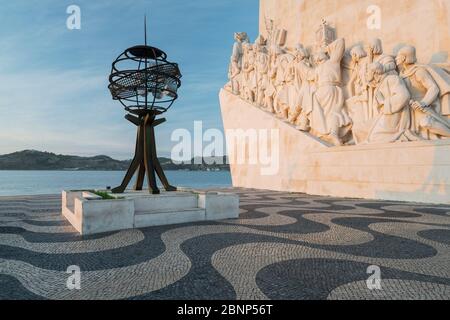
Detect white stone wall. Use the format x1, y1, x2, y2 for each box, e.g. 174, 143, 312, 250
259, 0, 450, 64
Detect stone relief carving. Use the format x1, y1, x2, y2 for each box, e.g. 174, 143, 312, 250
396, 46, 450, 139
242, 42, 257, 103
288, 44, 314, 130
225, 20, 450, 146
226, 32, 249, 95
365, 62, 413, 143
310, 38, 352, 145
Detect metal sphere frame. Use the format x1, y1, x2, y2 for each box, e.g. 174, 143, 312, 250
108, 45, 181, 113
108, 20, 182, 195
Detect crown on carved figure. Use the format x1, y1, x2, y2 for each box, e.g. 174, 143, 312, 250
315, 19, 336, 50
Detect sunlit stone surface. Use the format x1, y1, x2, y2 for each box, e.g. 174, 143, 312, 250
220, 0, 450, 203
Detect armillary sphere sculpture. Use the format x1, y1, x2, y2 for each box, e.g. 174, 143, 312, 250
108, 20, 182, 194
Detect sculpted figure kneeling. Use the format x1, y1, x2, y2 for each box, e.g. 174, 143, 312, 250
396, 46, 450, 139
365, 63, 412, 143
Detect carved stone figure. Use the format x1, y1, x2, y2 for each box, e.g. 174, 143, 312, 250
275, 53, 296, 119
396, 45, 450, 139
347, 45, 368, 98
363, 39, 398, 120
228, 58, 241, 95
365, 63, 412, 143
345, 45, 371, 143
310, 38, 352, 145
264, 17, 275, 46
271, 48, 291, 114
241, 43, 258, 103
368, 39, 397, 75
227, 32, 249, 95
255, 36, 269, 107
288, 44, 314, 130
264, 46, 283, 113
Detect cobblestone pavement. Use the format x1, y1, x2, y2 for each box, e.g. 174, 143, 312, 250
0, 189, 449, 300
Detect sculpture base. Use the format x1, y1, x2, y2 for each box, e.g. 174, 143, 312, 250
112, 111, 176, 195
220, 89, 450, 204
62, 189, 239, 235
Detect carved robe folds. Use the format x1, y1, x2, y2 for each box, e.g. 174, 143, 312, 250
367, 75, 411, 143
401, 65, 450, 138
289, 59, 314, 123
310, 39, 351, 137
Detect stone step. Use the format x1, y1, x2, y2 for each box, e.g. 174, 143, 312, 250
133, 193, 199, 212
134, 207, 206, 228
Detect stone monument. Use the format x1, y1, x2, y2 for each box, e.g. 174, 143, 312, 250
61, 20, 240, 235
220, 0, 450, 203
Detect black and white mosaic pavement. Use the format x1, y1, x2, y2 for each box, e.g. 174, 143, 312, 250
0, 189, 449, 300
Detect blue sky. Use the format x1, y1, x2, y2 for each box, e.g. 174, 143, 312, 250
0, 0, 259, 159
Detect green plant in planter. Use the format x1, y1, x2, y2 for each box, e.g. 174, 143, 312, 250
93, 191, 116, 200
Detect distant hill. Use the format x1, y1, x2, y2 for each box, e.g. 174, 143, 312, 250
0, 150, 229, 171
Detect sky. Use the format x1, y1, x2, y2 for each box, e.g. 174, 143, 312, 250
0, 0, 259, 159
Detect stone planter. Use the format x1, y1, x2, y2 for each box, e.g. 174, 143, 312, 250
62, 189, 239, 235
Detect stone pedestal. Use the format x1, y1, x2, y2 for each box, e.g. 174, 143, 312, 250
62, 189, 239, 235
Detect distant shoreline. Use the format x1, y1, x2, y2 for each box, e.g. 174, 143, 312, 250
0, 150, 230, 171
